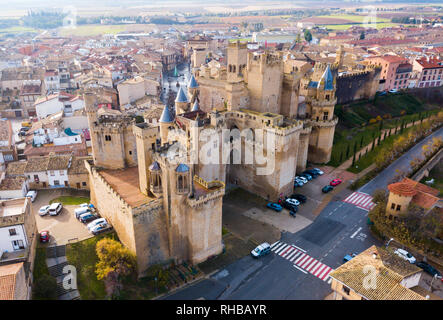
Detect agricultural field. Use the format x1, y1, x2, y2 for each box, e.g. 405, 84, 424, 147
0, 26, 40, 35
323, 22, 400, 30
58, 24, 128, 36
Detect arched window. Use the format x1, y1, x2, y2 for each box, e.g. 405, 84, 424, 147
149, 161, 162, 194
176, 164, 190, 194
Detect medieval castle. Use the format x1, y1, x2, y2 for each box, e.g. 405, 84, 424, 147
84, 41, 341, 274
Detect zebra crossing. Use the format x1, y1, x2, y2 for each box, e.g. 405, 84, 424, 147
270, 241, 333, 283
342, 191, 376, 211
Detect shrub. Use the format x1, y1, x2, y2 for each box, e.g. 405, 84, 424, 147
33, 274, 58, 300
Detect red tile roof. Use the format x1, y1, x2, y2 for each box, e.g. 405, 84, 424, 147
415, 57, 443, 69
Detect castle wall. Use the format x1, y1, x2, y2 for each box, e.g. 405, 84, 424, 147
197, 78, 227, 112
308, 124, 336, 164
297, 130, 310, 173
336, 70, 380, 105
187, 193, 224, 264
86, 162, 169, 274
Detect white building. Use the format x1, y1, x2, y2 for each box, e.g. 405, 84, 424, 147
34, 92, 84, 119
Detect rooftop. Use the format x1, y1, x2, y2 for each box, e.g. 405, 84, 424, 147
388, 178, 441, 209
99, 166, 154, 208
329, 245, 424, 300
0, 262, 24, 300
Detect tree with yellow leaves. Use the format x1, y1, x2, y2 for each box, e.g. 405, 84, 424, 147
95, 238, 137, 297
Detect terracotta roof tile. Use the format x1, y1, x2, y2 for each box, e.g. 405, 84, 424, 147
0, 263, 23, 300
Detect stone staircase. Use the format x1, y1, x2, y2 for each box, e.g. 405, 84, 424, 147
166, 262, 202, 290
46, 245, 80, 300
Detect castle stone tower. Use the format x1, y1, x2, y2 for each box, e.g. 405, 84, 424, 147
84, 92, 137, 169
133, 122, 158, 195
306, 64, 338, 164
159, 105, 174, 145
227, 41, 247, 83
245, 51, 283, 114
335, 45, 344, 69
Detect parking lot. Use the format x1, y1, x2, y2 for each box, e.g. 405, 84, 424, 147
32, 189, 94, 246
223, 166, 357, 239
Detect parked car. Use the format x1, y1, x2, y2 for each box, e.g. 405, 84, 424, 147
87, 218, 107, 230
285, 197, 300, 207
290, 194, 307, 203
251, 242, 271, 258
300, 173, 312, 181
416, 261, 442, 278
394, 249, 416, 264
21, 121, 32, 127
322, 185, 334, 193
330, 179, 342, 186
312, 168, 324, 175
296, 176, 308, 184
38, 205, 50, 216
266, 202, 283, 212
91, 223, 111, 235
294, 179, 304, 187
343, 253, 357, 263
48, 202, 63, 216
25, 190, 37, 202
79, 212, 96, 223
40, 230, 50, 243
389, 88, 398, 93
74, 207, 91, 219
282, 200, 298, 211
304, 170, 318, 178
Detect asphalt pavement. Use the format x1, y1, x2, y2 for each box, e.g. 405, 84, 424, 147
163, 126, 443, 300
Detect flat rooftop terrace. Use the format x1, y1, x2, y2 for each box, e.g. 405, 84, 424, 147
99, 166, 155, 208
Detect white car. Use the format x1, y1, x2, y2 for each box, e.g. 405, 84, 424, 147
38, 205, 50, 216
48, 203, 63, 216
87, 218, 107, 230
285, 198, 300, 207
389, 88, 398, 93
90, 222, 110, 235
296, 176, 308, 184
74, 207, 91, 219
79, 203, 89, 208
26, 190, 37, 202
394, 249, 416, 264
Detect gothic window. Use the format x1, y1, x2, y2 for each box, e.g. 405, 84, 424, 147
396, 204, 401, 211
323, 112, 329, 121
105, 135, 112, 141
391, 203, 396, 210
326, 94, 330, 101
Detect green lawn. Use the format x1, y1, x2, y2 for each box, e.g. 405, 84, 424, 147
66, 233, 117, 300
420, 163, 443, 197
33, 247, 50, 280
49, 196, 90, 205
0, 26, 39, 34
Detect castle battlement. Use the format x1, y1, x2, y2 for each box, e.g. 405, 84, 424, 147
307, 116, 339, 128
187, 175, 225, 208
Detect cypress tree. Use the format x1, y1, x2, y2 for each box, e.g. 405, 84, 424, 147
360, 135, 364, 148
345, 144, 350, 159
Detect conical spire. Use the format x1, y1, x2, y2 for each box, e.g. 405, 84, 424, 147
188, 74, 199, 89
318, 64, 334, 91
175, 86, 188, 103
159, 105, 174, 123
191, 100, 199, 112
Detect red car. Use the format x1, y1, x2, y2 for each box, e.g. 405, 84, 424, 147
40, 231, 50, 243
330, 179, 342, 186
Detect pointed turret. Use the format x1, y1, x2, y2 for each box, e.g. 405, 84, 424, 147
317, 65, 334, 91
159, 105, 173, 145
188, 75, 199, 89
159, 105, 174, 123
191, 100, 199, 112
175, 86, 190, 114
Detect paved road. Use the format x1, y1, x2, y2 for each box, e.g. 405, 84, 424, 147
163, 126, 443, 300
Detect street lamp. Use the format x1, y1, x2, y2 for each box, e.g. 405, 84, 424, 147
386, 238, 394, 249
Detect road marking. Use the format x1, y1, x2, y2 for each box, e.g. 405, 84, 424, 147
290, 252, 302, 262
292, 245, 307, 253
343, 192, 376, 211
301, 257, 314, 269
293, 265, 308, 274
294, 253, 307, 265
350, 227, 362, 239
286, 249, 299, 261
